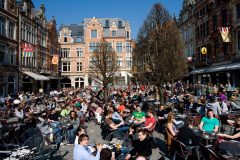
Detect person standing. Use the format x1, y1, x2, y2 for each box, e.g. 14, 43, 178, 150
226, 81, 232, 100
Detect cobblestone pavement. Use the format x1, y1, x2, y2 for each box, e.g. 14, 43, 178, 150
60, 121, 169, 160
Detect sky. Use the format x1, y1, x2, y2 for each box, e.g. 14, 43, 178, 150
32, 0, 183, 39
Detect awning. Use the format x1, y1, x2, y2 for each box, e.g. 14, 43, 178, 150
23, 72, 49, 81
207, 64, 228, 73
189, 68, 207, 74
226, 63, 240, 70
47, 76, 60, 80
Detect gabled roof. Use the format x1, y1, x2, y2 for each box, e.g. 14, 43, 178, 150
59, 24, 84, 43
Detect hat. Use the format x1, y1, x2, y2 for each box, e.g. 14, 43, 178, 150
13, 99, 21, 104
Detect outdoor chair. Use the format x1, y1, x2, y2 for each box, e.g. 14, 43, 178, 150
172, 139, 197, 160
199, 143, 219, 160
100, 122, 126, 141
32, 137, 68, 160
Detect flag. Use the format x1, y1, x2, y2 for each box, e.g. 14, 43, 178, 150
52, 55, 58, 64
219, 27, 231, 42
21, 43, 34, 57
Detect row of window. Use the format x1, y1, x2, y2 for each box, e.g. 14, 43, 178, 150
21, 21, 37, 44
90, 29, 130, 39
0, 75, 16, 96
61, 59, 132, 72
89, 42, 132, 53
0, 44, 16, 65
185, 44, 194, 57
196, 21, 209, 40
104, 20, 123, 28
182, 27, 193, 42
0, 16, 16, 39
61, 62, 82, 72
60, 42, 132, 57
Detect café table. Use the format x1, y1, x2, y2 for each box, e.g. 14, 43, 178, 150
193, 129, 218, 146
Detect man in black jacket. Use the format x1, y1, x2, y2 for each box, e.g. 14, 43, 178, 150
176, 119, 199, 147
125, 128, 152, 160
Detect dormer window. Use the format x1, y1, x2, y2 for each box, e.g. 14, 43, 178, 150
76, 37, 82, 43
105, 20, 109, 27
118, 20, 122, 27
64, 37, 67, 42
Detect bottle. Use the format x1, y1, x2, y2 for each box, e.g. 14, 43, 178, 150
189, 139, 192, 145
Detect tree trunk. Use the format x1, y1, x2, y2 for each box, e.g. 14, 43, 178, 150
103, 84, 108, 101
157, 84, 164, 104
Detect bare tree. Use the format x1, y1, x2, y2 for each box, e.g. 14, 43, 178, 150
89, 39, 119, 99
133, 3, 188, 101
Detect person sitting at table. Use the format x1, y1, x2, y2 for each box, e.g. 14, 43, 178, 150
74, 126, 86, 145
73, 134, 102, 160
125, 128, 152, 160
177, 119, 199, 147
131, 105, 146, 126
166, 112, 178, 137
156, 105, 166, 133
218, 115, 240, 142
104, 110, 129, 132
108, 106, 123, 124
47, 108, 62, 144
199, 109, 219, 133
142, 108, 156, 133
15, 104, 24, 122
24, 105, 35, 125
67, 111, 80, 144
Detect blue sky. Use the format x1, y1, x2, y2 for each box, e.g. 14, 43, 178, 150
32, 0, 183, 39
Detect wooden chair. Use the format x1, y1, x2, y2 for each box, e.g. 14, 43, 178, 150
164, 125, 174, 152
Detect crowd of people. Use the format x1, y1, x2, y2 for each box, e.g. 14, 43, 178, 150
0, 80, 239, 159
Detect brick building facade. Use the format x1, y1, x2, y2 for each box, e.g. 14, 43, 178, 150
58, 17, 133, 89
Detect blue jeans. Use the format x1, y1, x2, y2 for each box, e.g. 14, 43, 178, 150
50, 122, 62, 144
117, 126, 129, 132
67, 128, 77, 144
